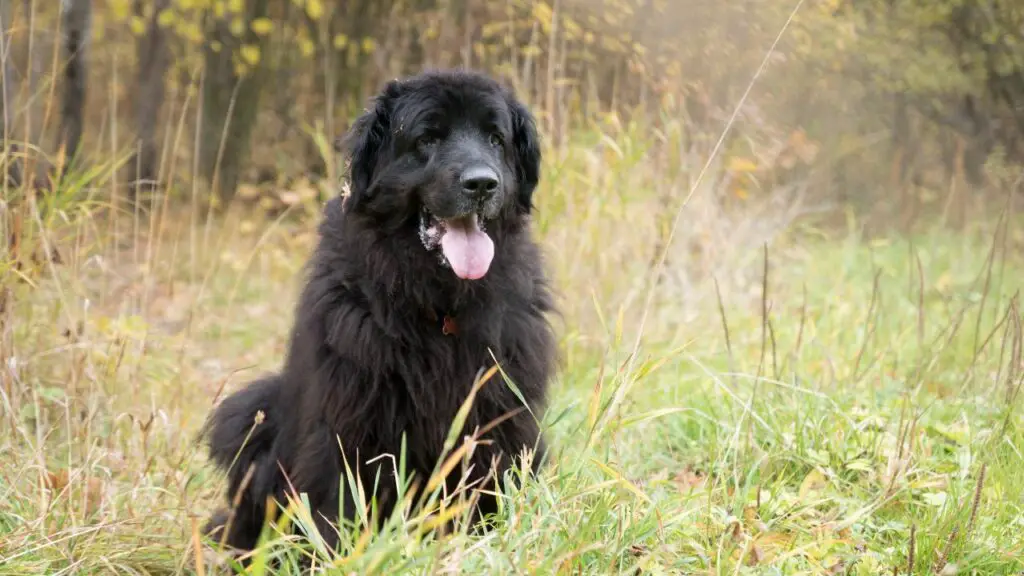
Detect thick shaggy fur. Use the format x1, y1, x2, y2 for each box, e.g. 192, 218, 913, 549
203, 70, 556, 551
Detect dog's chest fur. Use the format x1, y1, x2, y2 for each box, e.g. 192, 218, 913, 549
286, 231, 533, 458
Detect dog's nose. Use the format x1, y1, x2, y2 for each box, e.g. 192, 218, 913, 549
460, 166, 499, 200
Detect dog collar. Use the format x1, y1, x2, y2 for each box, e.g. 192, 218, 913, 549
442, 315, 459, 336
424, 308, 459, 336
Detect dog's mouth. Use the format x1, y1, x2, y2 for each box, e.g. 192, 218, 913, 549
419, 209, 494, 280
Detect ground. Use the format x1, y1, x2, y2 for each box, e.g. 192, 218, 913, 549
1, 128, 1022, 574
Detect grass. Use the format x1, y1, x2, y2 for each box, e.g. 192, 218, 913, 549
1, 120, 1023, 575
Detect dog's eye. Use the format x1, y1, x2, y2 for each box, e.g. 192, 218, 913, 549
488, 133, 503, 148
417, 135, 439, 150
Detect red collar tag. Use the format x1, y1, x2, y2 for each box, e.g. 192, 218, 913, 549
442, 315, 458, 336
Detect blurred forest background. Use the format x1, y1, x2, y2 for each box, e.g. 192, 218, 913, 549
2, 0, 1022, 227
3, 1, 1024, 573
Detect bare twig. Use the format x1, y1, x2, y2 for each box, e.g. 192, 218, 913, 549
972, 210, 1005, 356
714, 277, 737, 389
915, 247, 924, 347
756, 243, 770, 382
852, 269, 882, 380
907, 523, 916, 575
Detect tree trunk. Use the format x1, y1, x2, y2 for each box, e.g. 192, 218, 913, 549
0, 2, 21, 188
59, 0, 91, 166
199, 0, 270, 205
0, 1, 16, 141
131, 0, 171, 200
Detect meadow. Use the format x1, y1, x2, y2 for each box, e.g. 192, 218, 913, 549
1, 111, 1022, 574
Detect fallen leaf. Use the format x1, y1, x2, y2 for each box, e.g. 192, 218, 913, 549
43, 469, 69, 491
42, 468, 104, 516
799, 468, 828, 499
674, 467, 705, 492
743, 506, 765, 533
746, 543, 764, 566
84, 476, 103, 516
727, 516, 744, 539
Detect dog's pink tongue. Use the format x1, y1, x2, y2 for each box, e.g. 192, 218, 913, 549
440, 215, 494, 280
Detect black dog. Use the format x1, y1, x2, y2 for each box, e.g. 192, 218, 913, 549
203, 69, 556, 552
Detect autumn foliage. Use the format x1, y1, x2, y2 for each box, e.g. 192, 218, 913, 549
1, 0, 1022, 218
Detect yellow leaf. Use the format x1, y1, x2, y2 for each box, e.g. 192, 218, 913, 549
129, 15, 146, 35
230, 17, 245, 37
742, 505, 761, 529
532, 2, 553, 31
361, 37, 376, 54
752, 532, 792, 563
251, 17, 273, 35
240, 44, 261, 66
729, 157, 759, 173
227, 0, 243, 12
305, 0, 323, 20
481, 22, 505, 39
522, 45, 542, 58
332, 33, 348, 50
299, 37, 316, 58
180, 20, 204, 43
110, 0, 132, 20
157, 8, 174, 28
799, 468, 827, 499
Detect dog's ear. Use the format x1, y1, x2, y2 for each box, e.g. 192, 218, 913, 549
344, 84, 396, 210
507, 94, 542, 213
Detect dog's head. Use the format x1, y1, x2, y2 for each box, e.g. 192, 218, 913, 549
343, 70, 541, 281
